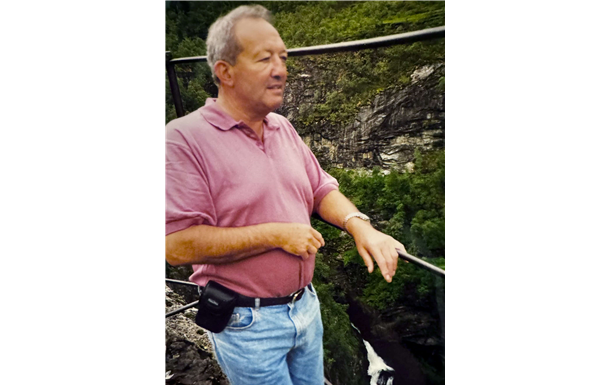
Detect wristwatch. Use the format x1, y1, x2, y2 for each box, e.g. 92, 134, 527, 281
343, 212, 370, 231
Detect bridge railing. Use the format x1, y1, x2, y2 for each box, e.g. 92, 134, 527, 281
166, 26, 444, 118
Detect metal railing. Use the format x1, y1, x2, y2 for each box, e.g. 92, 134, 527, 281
166, 248, 443, 318
166, 26, 444, 118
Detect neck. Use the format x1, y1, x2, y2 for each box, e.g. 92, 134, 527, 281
216, 90, 265, 139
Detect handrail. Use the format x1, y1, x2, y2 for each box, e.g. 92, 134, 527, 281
165, 250, 443, 318
168, 26, 444, 65
397, 249, 444, 278
166, 300, 199, 318
166, 278, 198, 287
166, 26, 444, 117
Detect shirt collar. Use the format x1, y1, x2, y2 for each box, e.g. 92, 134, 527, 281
200, 98, 280, 131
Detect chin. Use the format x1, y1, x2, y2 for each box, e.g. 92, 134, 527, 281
265, 98, 284, 112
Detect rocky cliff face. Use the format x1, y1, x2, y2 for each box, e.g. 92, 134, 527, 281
165, 285, 228, 385
278, 63, 445, 170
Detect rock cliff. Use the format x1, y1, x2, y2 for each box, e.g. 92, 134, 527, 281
279, 62, 445, 170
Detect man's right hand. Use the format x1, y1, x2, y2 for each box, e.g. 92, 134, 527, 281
270, 223, 325, 260
166, 222, 325, 266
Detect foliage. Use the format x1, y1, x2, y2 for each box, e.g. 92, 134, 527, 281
314, 149, 445, 310
312, 270, 368, 385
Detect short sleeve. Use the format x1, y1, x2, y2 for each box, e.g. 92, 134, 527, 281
285, 122, 339, 213
166, 128, 217, 235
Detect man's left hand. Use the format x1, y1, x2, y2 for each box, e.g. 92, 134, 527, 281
346, 219, 407, 283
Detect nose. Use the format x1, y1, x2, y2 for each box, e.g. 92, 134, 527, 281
271, 56, 287, 81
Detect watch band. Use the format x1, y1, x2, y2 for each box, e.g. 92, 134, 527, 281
343, 212, 370, 231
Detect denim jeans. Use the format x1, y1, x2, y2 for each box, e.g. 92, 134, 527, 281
207, 284, 324, 385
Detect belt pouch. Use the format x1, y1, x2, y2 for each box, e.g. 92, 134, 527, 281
195, 281, 238, 333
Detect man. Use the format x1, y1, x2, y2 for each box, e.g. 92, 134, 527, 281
166, 5, 406, 384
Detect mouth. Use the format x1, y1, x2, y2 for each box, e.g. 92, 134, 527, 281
267, 84, 284, 91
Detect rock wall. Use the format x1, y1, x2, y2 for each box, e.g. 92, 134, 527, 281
279, 63, 445, 170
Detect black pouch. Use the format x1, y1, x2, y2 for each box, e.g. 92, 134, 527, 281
195, 281, 238, 333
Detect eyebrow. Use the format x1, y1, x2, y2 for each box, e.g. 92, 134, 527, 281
253, 49, 288, 59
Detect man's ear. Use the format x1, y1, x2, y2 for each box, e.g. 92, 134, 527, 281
214, 60, 234, 87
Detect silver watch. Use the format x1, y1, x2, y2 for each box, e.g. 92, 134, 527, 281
343, 212, 370, 231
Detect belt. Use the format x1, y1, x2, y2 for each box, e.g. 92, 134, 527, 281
199, 283, 312, 308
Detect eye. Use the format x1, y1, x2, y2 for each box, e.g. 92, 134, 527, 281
280, 56, 287, 62
260, 57, 271, 62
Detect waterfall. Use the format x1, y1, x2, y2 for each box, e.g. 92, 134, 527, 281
351, 322, 395, 385
363, 340, 395, 385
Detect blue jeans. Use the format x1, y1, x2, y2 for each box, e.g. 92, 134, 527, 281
207, 284, 324, 385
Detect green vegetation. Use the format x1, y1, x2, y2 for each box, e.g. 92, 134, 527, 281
312, 277, 368, 385
314, 150, 445, 310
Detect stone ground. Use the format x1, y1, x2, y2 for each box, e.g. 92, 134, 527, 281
165, 285, 229, 385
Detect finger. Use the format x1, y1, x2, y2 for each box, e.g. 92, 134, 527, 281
371, 249, 391, 282
312, 228, 325, 247
307, 245, 318, 255
387, 245, 399, 276
395, 243, 409, 263
311, 238, 322, 250
356, 245, 374, 273
395, 242, 407, 253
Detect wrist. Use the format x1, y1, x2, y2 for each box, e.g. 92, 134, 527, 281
257, 222, 281, 249
344, 213, 371, 235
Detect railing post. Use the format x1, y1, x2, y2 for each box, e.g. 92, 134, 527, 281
166, 51, 185, 118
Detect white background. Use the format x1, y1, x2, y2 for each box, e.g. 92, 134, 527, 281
2, 2, 609, 384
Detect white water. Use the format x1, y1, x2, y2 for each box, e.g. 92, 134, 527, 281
363, 340, 394, 385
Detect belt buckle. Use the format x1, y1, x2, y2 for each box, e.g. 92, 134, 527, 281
291, 288, 304, 304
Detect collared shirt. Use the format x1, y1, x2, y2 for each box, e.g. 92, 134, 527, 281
166, 99, 339, 298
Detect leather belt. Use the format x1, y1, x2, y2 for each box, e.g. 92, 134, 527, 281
200, 283, 311, 308
237, 283, 311, 307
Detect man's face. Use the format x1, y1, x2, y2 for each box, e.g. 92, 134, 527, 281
230, 18, 288, 116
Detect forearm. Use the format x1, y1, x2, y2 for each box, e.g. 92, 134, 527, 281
166, 223, 279, 266
316, 190, 374, 234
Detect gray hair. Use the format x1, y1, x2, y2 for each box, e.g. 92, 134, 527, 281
206, 5, 273, 85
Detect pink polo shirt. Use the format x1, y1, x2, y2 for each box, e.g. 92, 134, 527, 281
166, 99, 339, 298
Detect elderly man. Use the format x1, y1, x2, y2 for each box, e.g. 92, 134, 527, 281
166, 5, 406, 384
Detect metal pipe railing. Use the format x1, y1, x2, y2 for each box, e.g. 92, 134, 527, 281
165, 249, 443, 317
165, 51, 185, 118
397, 249, 445, 278
166, 26, 444, 117
165, 300, 199, 318
166, 278, 198, 287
